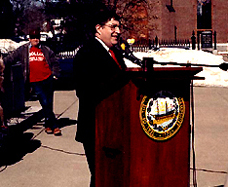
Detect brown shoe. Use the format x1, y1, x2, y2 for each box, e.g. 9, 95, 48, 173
45, 127, 53, 134
53, 128, 61, 136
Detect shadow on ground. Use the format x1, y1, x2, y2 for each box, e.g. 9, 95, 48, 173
0, 109, 77, 168
0, 110, 43, 167
0, 132, 41, 167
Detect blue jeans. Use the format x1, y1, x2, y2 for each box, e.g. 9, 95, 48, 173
31, 76, 58, 129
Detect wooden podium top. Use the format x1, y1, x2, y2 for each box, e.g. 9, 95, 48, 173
125, 66, 203, 80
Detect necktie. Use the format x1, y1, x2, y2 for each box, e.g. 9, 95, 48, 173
109, 49, 122, 70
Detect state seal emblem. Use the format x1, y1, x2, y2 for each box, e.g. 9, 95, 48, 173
139, 90, 185, 141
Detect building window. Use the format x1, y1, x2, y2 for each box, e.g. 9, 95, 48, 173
197, 0, 211, 29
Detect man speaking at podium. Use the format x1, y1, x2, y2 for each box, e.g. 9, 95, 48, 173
73, 6, 127, 187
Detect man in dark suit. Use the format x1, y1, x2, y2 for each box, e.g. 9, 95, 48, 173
73, 7, 127, 187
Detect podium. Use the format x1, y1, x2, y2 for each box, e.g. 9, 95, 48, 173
95, 66, 202, 187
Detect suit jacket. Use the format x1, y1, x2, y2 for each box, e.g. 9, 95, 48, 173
73, 38, 128, 143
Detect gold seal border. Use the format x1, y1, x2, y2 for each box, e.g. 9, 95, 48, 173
139, 95, 185, 141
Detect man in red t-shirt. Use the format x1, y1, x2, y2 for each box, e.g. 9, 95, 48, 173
4, 29, 61, 136
28, 29, 61, 136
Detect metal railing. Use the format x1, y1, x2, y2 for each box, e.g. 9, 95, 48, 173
130, 37, 191, 53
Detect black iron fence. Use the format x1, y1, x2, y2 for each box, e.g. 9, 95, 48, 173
130, 31, 217, 53
159, 39, 190, 49
130, 37, 191, 52
57, 46, 81, 59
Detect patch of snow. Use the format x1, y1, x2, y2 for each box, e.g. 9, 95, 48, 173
125, 48, 228, 88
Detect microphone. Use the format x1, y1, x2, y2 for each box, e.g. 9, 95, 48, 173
219, 62, 228, 71
119, 42, 142, 66
117, 40, 228, 71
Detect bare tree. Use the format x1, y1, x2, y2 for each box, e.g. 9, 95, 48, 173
9, 0, 46, 36
0, 0, 14, 38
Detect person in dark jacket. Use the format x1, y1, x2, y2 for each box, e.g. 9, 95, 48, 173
3, 28, 61, 136
73, 7, 128, 186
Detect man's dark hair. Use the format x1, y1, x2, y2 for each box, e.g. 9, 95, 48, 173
90, 6, 120, 35
94, 7, 120, 27
81, 3, 120, 41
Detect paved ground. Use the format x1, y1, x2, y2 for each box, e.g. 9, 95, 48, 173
0, 87, 227, 187
191, 87, 228, 187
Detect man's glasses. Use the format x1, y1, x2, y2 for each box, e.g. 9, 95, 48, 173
104, 24, 121, 31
